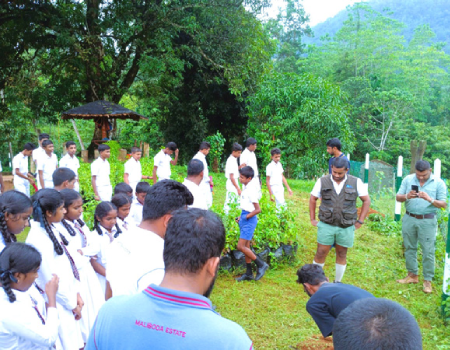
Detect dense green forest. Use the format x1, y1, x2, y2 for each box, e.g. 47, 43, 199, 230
1, 0, 450, 177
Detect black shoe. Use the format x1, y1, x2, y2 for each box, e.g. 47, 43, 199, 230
235, 273, 254, 282
255, 262, 269, 281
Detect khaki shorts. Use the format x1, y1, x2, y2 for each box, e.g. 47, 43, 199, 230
317, 221, 355, 248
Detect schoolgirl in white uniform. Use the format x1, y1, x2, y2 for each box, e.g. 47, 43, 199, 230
59, 189, 105, 342
111, 193, 135, 232
0, 243, 61, 350
0, 190, 32, 253
26, 189, 84, 350
89, 201, 120, 295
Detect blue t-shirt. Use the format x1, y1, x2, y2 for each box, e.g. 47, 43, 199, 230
86, 284, 253, 350
306, 283, 374, 337
328, 153, 350, 174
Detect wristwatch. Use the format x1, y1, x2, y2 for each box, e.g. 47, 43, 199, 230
356, 220, 364, 225
430, 199, 435, 205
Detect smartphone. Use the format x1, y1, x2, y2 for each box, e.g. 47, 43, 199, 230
411, 185, 419, 193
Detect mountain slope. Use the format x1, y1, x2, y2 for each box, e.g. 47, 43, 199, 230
303, 0, 450, 52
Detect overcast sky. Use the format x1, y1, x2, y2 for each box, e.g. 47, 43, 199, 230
262, 0, 362, 26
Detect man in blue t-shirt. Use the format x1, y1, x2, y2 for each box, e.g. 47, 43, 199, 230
296, 264, 374, 338
326, 138, 350, 174
86, 209, 253, 350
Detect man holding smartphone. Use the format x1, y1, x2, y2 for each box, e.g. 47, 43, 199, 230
396, 160, 447, 293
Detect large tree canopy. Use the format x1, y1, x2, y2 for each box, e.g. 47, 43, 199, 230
1, 0, 272, 113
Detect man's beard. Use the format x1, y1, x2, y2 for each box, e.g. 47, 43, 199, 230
203, 265, 219, 298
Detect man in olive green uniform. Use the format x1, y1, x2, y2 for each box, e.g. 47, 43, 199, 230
396, 160, 447, 293
309, 157, 371, 282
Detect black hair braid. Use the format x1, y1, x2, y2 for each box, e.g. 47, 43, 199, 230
77, 219, 85, 227
43, 217, 63, 255
94, 217, 102, 236
59, 232, 69, 246
61, 219, 76, 237
0, 208, 16, 244
0, 274, 16, 303
114, 223, 122, 238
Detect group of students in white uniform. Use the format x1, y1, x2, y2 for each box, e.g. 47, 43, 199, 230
0, 133, 294, 349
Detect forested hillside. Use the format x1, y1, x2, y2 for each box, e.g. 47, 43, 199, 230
305, 0, 450, 53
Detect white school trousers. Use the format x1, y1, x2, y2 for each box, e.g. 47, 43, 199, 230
97, 185, 113, 201
271, 184, 286, 207
14, 181, 30, 197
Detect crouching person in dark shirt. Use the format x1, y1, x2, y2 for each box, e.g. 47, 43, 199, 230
296, 264, 374, 338
86, 209, 253, 350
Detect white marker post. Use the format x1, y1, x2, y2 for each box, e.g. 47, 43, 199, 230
347, 153, 350, 161
434, 159, 441, 238
364, 153, 369, 192
395, 156, 403, 221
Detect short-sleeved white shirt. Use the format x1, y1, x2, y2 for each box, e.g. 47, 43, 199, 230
240, 148, 258, 177
32, 147, 45, 165
129, 202, 144, 226
310, 175, 368, 198
12, 153, 29, 185
266, 160, 284, 186
91, 157, 111, 187
106, 226, 165, 296
193, 152, 209, 183
182, 179, 208, 210
225, 155, 240, 192
153, 150, 172, 180
240, 180, 260, 212
37, 153, 58, 182
59, 154, 80, 177
124, 157, 142, 186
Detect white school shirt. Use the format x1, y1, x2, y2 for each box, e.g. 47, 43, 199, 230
59, 154, 80, 178
90, 157, 111, 187
310, 175, 368, 198
240, 180, 260, 212
60, 220, 101, 258
182, 179, 208, 210
193, 151, 209, 183
106, 226, 165, 297
89, 225, 118, 269
225, 155, 240, 193
266, 160, 284, 186
124, 158, 142, 190
0, 287, 59, 350
32, 147, 45, 165
25, 222, 80, 311
240, 148, 259, 177
117, 216, 136, 232
129, 201, 144, 225
12, 152, 29, 186
37, 153, 58, 183
0, 236, 6, 253
153, 150, 172, 180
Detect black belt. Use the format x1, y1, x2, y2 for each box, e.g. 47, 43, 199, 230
406, 211, 435, 219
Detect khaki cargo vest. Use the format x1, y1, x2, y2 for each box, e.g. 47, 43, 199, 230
318, 175, 358, 228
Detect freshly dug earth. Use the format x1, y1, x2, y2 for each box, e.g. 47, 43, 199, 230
357, 206, 385, 217
295, 335, 334, 350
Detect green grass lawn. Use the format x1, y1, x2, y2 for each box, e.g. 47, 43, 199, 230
16, 166, 450, 349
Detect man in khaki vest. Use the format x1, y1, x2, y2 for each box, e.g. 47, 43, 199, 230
309, 157, 371, 282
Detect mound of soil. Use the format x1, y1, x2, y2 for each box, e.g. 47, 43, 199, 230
357, 206, 385, 217
295, 335, 334, 350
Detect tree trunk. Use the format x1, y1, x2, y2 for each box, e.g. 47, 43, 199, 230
410, 140, 427, 173
213, 158, 219, 173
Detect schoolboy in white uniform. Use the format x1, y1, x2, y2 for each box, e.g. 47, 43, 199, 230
13, 143, 36, 197
152, 142, 178, 183
32, 133, 49, 177
59, 141, 80, 192
129, 182, 151, 225
193, 141, 212, 208
105, 180, 193, 297
182, 159, 208, 210
124, 147, 151, 194
240, 137, 261, 195
91, 144, 112, 201
224, 142, 244, 214
266, 148, 293, 208
37, 140, 58, 189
